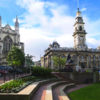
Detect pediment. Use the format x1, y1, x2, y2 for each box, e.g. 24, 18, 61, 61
2, 24, 16, 33
4, 24, 11, 30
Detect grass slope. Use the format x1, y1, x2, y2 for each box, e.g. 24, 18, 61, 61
68, 83, 100, 100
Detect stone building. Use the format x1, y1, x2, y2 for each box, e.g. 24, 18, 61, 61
41, 8, 100, 70
0, 16, 24, 65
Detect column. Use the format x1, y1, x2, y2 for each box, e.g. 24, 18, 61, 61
87, 56, 89, 68
51, 56, 54, 69
77, 56, 79, 66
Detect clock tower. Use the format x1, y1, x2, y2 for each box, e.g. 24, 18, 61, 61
73, 8, 87, 50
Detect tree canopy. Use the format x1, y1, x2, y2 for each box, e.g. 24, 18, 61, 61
52, 56, 66, 69
25, 54, 34, 67
7, 46, 25, 67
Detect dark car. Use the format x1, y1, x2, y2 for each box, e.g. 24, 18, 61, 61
0, 66, 13, 74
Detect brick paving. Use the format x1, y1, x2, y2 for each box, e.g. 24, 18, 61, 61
31, 81, 62, 100
31, 83, 51, 100
53, 85, 61, 100
53, 84, 72, 100
31, 81, 70, 100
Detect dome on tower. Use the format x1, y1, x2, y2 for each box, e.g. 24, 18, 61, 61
52, 41, 60, 48
76, 8, 81, 17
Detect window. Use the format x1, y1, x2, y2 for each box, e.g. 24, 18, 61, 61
79, 26, 82, 31
3, 36, 13, 53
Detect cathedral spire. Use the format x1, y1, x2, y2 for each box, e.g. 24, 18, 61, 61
15, 16, 19, 33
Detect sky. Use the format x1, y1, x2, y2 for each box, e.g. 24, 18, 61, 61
0, 0, 100, 61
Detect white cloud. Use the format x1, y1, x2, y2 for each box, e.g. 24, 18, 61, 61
16, 0, 100, 61
81, 8, 87, 12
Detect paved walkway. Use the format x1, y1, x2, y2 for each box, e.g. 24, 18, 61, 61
53, 83, 74, 100
31, 81, 61, 100
31, 82, 51, 100
31, 81, 70, 100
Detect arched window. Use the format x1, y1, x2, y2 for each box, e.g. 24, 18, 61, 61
88, 56, 91, 61
81, 56, 84, 62
93, 55, 95, 61
79, 26, 82, 31
3, 36, 13, 53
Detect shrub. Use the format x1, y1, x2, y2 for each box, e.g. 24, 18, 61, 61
22, 76, 36, 82
32, 66, 52, 78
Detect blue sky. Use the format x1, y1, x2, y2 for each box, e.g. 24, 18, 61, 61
1, 0, 100, 22
0, 0, 100, 60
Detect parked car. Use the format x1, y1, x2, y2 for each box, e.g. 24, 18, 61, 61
0, 66, 13, 74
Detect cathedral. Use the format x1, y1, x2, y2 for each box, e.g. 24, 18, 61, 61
0, 16, 24, 65
41, 8, 100, 70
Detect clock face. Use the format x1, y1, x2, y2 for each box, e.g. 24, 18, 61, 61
75, 35, 85, 45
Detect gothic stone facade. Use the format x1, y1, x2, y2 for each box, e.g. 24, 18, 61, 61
41, 9, 100, 69
0, 16, 24, 65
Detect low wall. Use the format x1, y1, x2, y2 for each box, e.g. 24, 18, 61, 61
70, 72, 99, 83
0, 79, 57, 100
0, 94, 29, 100
54, 72, 99, 83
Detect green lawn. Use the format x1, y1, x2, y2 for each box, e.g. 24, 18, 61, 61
68, 83, 100, 100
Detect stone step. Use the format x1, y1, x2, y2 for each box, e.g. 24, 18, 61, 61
18, 79, 54, 95
54, 83, 74, 100
31, 80, 67, 100
44, 81, 67, 100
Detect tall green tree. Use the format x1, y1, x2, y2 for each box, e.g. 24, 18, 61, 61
53, 56, 66, 69
25, 54, 34, 68
7, 46, 25, 68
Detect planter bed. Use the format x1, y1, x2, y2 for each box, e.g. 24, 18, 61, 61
0, 78, 57, 100
0, 76, 41, 93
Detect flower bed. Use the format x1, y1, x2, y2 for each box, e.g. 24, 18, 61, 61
0, 76, 39, 93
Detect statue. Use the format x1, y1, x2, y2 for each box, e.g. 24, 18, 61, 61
66, 54, 73, 64
65, 54, 74, 72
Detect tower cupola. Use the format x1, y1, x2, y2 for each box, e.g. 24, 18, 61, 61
76, 8, 81, 17
73, 8, 87, 50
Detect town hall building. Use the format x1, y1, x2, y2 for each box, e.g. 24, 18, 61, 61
41, 8, 100, 70
0, 16, 24, 65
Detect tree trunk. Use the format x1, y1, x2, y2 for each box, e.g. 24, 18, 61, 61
13, 66, 16, 79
